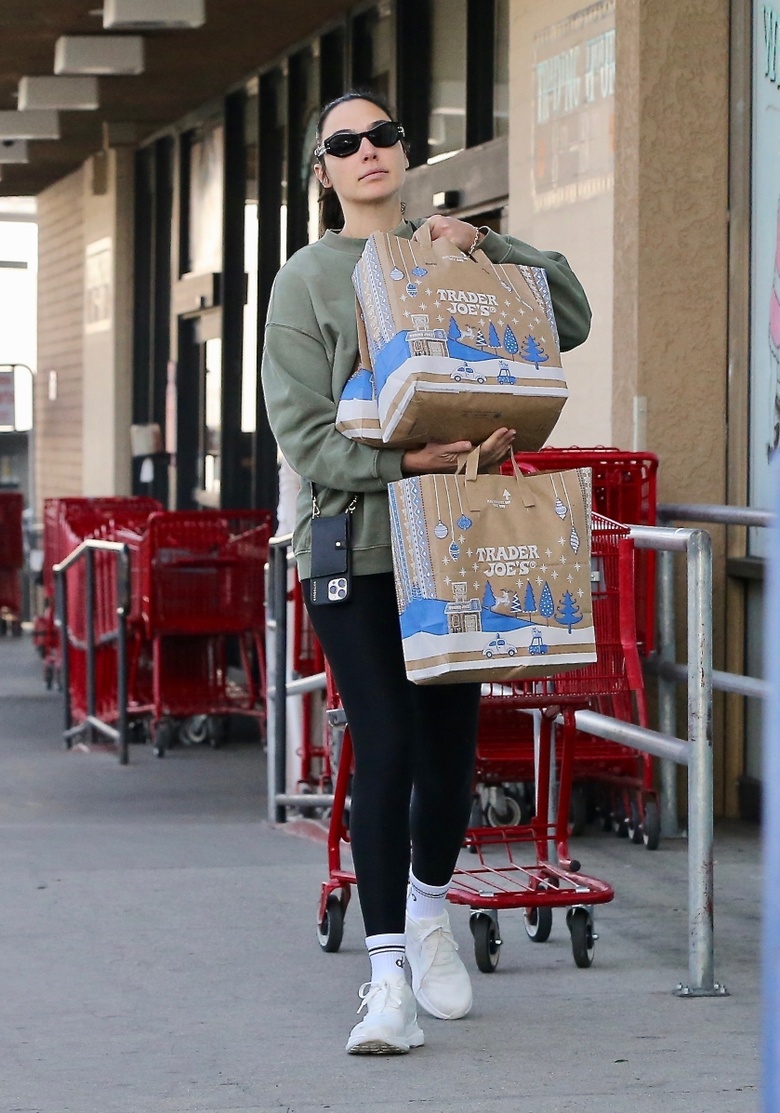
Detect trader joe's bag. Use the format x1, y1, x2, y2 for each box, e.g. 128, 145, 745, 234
388, 453, 595, 684
347, 223, 569, 449
333, 305, 384, 444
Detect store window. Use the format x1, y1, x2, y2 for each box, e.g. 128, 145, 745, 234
352, 3, 393, 99
428, 0, 467, 162
494, 0, 510, 138
242, 90, 259, 435
186, 123, 224, 275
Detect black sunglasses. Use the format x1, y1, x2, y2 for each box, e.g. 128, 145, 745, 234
315, 120, 405, 159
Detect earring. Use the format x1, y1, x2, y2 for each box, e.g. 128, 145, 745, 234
400, 201, 407, 216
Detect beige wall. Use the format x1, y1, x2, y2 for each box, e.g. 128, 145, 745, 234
509, 0, 616, 447
36, 169, 85, 508
81, 148, 134, 497
613, 0, 732, 813
34, 148, 135, 512
510, 0, 735, 813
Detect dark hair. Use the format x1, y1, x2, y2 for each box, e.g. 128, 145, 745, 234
314, 89, 407, 234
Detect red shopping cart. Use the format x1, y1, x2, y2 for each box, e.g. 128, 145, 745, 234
495, 449, 659, 846
0, 491, 23, 636
136, 510, 272, 755
316, 515, 646, 972
35, 497, 162, 690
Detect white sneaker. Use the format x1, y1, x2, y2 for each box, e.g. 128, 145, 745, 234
345, 977, 425, 1055
405, 911, 473, 1020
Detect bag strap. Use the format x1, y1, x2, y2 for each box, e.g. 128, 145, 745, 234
454, 447, 536, 510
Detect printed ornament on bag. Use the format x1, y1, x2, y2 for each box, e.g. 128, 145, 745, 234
346, 225, 569, 449
388, 458, 595, 684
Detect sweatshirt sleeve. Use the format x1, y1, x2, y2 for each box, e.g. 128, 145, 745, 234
261, 269, 405, 495
475, 228, 591, 352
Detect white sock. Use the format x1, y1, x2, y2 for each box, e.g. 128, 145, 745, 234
407, 872, 450, 923
365, 933, 406, 983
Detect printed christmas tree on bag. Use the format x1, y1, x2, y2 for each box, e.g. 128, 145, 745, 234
555, 590, 584, 633
520, 334, 549, 369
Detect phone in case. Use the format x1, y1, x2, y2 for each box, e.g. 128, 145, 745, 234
309, 512, 352, 605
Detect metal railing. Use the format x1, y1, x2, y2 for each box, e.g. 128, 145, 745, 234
265, 523, 727, 996
652, 502, 774, 836
762, 468, 779, 1111
53, 540, 132, 765
265, 535, 329, 823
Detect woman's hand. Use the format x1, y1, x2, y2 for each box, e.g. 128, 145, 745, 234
412, 215, 485, 255
402, 440, 473, 475
476, 427, 516, 470
401, 428, 515, 476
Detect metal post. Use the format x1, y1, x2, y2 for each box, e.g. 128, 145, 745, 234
272, 542, 289, 823
763, 462, 780, 1111
116, 549, 129, 766
656, 548, 681, 836
677, 529, 726, 997
85, 547, 96, 739
56, 569, 72, 735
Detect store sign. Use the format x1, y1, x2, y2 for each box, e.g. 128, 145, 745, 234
749, 1, 780, 552
532, 0, 615, 212
0, 371, 14, 428
84, 237, 112, 334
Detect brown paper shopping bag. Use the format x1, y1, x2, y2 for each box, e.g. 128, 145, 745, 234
352, 223, 569, 449
388, 452, 595, 684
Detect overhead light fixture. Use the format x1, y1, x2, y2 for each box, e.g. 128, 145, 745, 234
54, 35, 144, 75
103, 0, 205, 29
18, 76, 99, 111
0, 140, 30, 164
0, 111, 60, 140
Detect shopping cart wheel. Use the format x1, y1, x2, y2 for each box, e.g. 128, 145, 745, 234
611, 803, 629, 838
567, 907, 595, 968
207, 715, 228, 749
524, 905, 553, 943
627, 800, 644, 845
470, 912, 501, 973
487, 792, 523, 828
317, 893, 345, 953
642, 799, 661, 851
153, 719, 175, 758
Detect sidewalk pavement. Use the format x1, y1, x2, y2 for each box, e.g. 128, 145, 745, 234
0, 636, 761, 1113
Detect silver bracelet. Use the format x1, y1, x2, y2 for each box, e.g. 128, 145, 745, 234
465, 226, 482, 257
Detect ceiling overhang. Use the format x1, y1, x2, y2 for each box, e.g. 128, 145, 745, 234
0, 0, 351, 197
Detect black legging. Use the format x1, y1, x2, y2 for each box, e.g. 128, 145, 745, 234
303, 573, 481, 937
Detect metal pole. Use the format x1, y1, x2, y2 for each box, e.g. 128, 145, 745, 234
677, 529, 726, 997
264, 560, 277, 822
763, 461, 780, 1110
272, 542, 289, 823
85, 547, 96, 740
56, 569, 72, 737
116, 549, 129, 766
656, 548, 681, 836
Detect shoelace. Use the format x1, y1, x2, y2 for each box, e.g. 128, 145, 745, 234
356, 980, 406, 1016
414, 922, 460, 979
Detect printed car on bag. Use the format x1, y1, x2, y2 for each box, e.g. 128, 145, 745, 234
450, 362, 486, 384
482, 636, 517, 658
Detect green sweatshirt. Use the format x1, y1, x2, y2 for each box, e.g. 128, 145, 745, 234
261, 218, 591, 579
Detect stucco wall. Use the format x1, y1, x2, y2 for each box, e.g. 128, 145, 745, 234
613, 0, 731, 812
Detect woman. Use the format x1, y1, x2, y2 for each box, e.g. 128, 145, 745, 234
261, 91, 591, 1055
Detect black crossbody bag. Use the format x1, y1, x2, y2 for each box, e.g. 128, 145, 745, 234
309, 491, 358, 605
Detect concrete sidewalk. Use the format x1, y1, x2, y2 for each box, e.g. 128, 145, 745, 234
0, 636, 761, 1113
